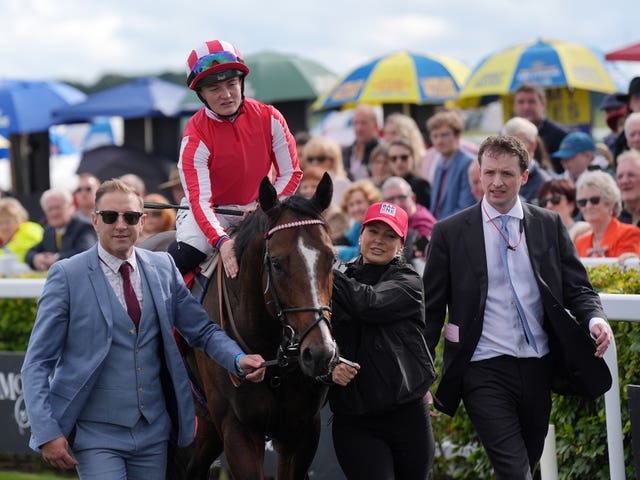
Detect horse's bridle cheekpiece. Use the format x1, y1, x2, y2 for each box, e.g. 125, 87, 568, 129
262, 218, 334, 372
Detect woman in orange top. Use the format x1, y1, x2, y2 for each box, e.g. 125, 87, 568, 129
574, 170, 640, 258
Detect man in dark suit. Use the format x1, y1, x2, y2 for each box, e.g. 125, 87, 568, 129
25, 188, 97, 271
423, 135, 613, 479
21, 179, 266, 478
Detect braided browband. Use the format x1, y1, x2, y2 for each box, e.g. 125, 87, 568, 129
265, 219, 325, 238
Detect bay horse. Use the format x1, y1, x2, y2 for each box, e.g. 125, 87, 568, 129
175, 173, 338, 479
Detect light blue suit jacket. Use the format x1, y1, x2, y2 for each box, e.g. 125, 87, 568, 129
21, 245, 243, 451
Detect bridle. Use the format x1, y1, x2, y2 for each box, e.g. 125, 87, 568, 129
261, 218, 334, 370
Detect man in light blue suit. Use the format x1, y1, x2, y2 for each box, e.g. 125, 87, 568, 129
21, 179, 266, 479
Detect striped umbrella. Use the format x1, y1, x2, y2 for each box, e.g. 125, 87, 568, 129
311, 50, 470, 111
457, 38, 626, 108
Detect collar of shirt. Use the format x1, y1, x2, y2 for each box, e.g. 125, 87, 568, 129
481, 197, 524, 223
97, 243, 138, 274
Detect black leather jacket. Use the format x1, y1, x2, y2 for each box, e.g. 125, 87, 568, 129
328, 258, 436, 416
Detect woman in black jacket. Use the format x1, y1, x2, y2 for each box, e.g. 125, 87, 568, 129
329, 201, 436, 480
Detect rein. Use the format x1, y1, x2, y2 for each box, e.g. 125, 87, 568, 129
261, 218, 334, 371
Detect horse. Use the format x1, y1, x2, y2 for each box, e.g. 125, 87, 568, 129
168, 173, 338, 480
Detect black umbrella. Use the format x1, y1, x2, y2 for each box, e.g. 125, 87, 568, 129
76, 145, 173, 193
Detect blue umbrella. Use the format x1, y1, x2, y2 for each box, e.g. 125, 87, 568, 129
0, 79, 86, 134
53, 77, 191, 123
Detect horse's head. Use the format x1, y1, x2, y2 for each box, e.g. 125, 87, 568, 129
258, 173, 338, 377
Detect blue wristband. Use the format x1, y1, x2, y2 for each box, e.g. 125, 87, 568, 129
235, 353, 246, 375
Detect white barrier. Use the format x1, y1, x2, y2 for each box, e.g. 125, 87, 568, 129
0, 278, 46, 298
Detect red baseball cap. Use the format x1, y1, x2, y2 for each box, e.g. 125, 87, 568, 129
361, 202, 408, 241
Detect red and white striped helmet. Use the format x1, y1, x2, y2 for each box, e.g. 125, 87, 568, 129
186, 40, 250, 90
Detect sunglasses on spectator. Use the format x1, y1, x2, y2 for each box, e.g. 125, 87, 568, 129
74, 186, 93, 193
538, 195, 562, 206
389, 154, 410, 162
95, 210, 144, 225
145, 211, 163, 218
576, 196, 601, 208
307, 155, 331, 163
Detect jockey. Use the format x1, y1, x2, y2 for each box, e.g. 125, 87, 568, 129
169, 39, 302, 279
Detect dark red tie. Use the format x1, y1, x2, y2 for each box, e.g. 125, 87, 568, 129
119, 262, 141, 328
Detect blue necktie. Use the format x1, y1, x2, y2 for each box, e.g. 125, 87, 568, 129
499, 215, 538, 352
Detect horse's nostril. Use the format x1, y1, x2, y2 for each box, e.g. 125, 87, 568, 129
301, 346, 314, 365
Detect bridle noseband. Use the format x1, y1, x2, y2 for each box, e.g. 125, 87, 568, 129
261, 218, 334, 369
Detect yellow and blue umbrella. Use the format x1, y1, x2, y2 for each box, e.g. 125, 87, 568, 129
311, 50, 470, 111
457, 38, 625, 109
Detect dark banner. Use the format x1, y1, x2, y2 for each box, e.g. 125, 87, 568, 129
0, 352, 32, 455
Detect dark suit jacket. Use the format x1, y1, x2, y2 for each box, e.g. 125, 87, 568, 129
423, 202, 611, 416
25, 217, 97, 269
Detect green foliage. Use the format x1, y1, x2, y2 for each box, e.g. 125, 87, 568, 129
0, 297, 38, 350
430, 265, 640, 479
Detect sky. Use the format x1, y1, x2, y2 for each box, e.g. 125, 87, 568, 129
1, 0, 640, 86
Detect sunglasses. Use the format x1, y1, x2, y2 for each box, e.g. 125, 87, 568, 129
389, 154, 410, 162
576, 196, 601, 208
539, 195, 562, 206
74, 186, 93, 194
95, 210, 144, 225
145, 211, 163, 218
307, 155, 331, 163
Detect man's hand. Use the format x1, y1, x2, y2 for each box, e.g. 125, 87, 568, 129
591, 322, 613, 358
33, 252, 59, 271
332, 361, 360, 386
239, 354, 266, 382
42, 436, 78, 469
219, 239, 239, 279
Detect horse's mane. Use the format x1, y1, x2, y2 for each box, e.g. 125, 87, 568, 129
232, 194, 325, 263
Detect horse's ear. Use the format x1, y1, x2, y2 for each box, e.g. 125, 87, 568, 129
258, 176, 279, 213
311, 172, 333, 212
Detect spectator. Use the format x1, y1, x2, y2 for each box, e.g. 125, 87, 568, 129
503, 117, 553, 203
73, 173, 101, 222
388, 138, 431, 210
297, 166, 349, 242
599, 93, 627, 155
0, 197, 43, 263
383, 112, 427, 172
303, 136, 352, 208
138, 193, 176, 245
26, 189, 97, 272
334, 180, 382, 262
553, 132, 611, 183
119, 174, 147, 197
617, 149, 640, 226
427, 110, 475, 219
342, 104, 380, 180
158, 165, 185, 205
624, 112, 640, 152
467, 160, 483, 202
21, 179, 265, 479
537, 179, 591, 242
613, 77, 640, 159
424, 135, 612, 479
574, 169, 640, 258
367, 143, 392, 188
513, 82, 569, 174
328, 201, 436, 480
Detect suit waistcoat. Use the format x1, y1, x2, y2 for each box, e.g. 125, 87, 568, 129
77, 265, 166, 427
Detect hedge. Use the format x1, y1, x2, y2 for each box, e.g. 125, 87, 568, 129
2, 266, 640, 478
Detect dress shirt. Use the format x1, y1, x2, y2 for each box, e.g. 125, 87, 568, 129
472, 198, 549, 361
97, 244, 143, 311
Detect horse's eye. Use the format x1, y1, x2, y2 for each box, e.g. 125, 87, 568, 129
271, 259, 283, 273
